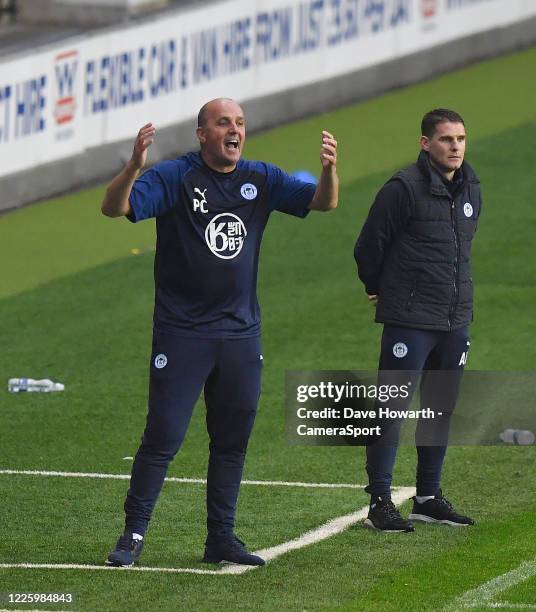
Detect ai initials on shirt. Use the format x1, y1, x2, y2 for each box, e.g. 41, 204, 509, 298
193, 187, 208, 213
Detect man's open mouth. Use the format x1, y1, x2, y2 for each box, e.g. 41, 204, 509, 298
225, 139, 240, 150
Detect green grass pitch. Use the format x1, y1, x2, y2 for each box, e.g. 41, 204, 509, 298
1, 47, 536, 611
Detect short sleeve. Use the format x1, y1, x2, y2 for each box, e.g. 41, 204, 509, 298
127, 160, 186, 223
266, 163, 316, 218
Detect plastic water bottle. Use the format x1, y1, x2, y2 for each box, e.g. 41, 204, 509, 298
8, 378, 65, 393
499, 429, 535, 446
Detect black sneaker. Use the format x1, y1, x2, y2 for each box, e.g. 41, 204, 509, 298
202, 534, 265, 566
364, 497, 415, 533
408, 490, 475, 526
106, 533, 144, 567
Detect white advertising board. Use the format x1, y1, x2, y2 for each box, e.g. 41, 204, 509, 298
1, 0, 535, 178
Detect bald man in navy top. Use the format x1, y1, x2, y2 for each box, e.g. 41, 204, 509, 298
101, 98, 339, 567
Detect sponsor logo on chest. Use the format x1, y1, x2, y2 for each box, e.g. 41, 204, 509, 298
190, 186, 248, 259
205, 213, 247, 259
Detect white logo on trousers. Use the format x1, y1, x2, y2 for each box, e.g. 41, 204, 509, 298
393, 342, 408, 358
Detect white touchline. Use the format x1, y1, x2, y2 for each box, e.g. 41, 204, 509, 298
445, 556, 536, 610
219, 486, 415, 575
0, 481, 415, 576
0, 468, 402, 490
0, 563, 224, 576
481, 605, 536, 609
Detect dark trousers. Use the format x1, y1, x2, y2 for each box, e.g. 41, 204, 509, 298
124, 331, 263, 538
366, 324, 469, 500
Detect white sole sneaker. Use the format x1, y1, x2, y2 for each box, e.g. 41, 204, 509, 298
408, 513, 472, 526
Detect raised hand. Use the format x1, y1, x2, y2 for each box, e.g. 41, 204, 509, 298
131, 123, 156, 170
320, 130, 337, 169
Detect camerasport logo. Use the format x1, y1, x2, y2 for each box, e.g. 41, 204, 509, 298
421, 0, 438, 18
54, 50, 78, 125
205, 213, 247, 259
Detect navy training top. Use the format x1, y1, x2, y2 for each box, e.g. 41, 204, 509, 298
128, 151, 315, 337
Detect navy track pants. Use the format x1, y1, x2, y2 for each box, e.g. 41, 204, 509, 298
366, 324, 470, 499
124, 331, 263, 538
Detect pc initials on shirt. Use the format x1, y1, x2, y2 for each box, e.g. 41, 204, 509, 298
193, 187, 208, 213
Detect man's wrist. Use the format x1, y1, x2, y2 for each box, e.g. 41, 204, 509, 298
321, 164, 337, 175
127, 158, 144, 174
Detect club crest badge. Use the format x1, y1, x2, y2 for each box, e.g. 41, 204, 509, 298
393, 342, 408, 359
240, 183, 257, 200
154, 354, 168, 369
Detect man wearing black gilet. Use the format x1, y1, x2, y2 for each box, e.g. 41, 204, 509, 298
355, 109, 481, 532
